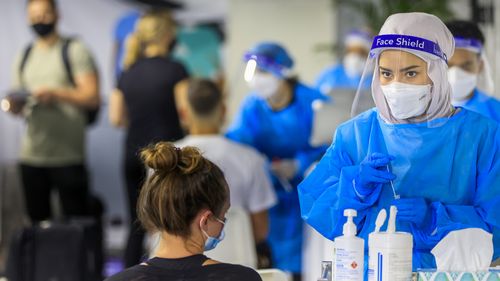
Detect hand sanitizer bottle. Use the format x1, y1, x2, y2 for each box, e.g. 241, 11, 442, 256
334, 209, 364, 281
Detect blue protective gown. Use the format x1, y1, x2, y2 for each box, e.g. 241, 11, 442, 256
226, 83, 328, 273
298, 108, 500, 270
460, 89, 500, 123
315, 64, 362, 93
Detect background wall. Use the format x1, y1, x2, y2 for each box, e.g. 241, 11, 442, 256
224, 0, 336, 120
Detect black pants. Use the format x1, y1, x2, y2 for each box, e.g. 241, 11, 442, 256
20, 163, 90, 222
123, 151, 147, 267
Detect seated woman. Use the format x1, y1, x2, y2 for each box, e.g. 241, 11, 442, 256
298, 12, 500, 270
106, 142, 262, 281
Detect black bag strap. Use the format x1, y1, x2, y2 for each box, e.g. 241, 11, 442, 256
61, 38, 76, 86
61, 37, 100, 126
19, 38, 75, 88
19, 43, 33, 89
18, 38, 100, 126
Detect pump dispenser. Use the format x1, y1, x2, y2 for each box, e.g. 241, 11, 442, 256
343, 209, 357, 236
334, 209, 364, 281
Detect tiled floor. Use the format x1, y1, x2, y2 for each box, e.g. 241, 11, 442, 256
103, 223, 127, 277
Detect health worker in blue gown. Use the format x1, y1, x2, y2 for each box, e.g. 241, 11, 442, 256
315, 29, 373, 95
298, 13, 500, 270
226, 42, 328, 280
446, 20, 500, 123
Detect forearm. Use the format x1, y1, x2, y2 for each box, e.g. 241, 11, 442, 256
110, 114, 128, 128
53, 71, 100, 108
109, 89, 128, 128
53, 87, 100, 109
250, 210, 269, 243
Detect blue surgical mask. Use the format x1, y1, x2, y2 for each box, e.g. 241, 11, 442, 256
202, 217, 226, 251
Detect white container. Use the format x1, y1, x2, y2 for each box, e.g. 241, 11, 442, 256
334, 209, 364, 281
368, 206, 413, 281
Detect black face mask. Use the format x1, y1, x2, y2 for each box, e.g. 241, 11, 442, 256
31, 22, 55, 37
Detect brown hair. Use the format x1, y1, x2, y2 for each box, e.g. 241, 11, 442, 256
187, 79, 223, 116
137, 142, 228, 237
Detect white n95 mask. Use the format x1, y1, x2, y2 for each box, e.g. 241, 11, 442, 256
248, 72, 281, 99
381, 82, 432, 120
448, 66, 477, 104
343, 53, 366, 78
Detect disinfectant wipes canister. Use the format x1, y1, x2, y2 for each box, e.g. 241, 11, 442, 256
368, 206, 413, 281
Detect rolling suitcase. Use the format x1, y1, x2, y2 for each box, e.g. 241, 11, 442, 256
5, 217, 103, 281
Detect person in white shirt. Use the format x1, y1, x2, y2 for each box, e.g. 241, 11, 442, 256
175, 78, 277, 267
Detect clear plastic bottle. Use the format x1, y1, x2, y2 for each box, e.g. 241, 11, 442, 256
334, 209, 365, 281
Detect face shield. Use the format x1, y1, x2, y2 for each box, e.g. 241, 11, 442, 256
311, 45, 371, 147
449, 37, 494, 99
243, 53, 290, 99
352, 34, 455, 128
342, 30, 373, 80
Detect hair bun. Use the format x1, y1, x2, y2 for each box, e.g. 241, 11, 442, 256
177, 146, 205, 175
141, 142, 179, 172
140, 142, 206, 175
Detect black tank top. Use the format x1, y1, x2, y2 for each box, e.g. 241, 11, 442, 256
105, 254, 262, 281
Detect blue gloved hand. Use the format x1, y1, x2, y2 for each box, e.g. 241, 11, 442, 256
393, 198, 432, 228
354, 153, 396, 197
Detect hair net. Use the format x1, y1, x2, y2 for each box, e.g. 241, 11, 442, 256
371, 12, 455, 123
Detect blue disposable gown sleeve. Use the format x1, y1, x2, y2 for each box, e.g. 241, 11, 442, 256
226, 99, 256, 147
299, 121, 500, 260
295, 144, 329, 178
411, 128, 500, 258
298, 132, 383, 240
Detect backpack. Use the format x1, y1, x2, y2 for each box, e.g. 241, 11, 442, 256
19, 38, 99, 126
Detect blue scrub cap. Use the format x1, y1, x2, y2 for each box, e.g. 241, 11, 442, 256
243, 42, 294, 78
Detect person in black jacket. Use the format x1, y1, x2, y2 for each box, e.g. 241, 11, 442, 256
105, 142, 262, 281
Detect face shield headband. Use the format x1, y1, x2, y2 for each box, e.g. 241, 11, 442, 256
243, 53, 290, 81
345, 30, 373, 50
454, 37, 482, 54
371, 34, 448, 62
452, 36, 494, 95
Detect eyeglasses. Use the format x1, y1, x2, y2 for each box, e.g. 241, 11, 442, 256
214, 215, 227, 225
